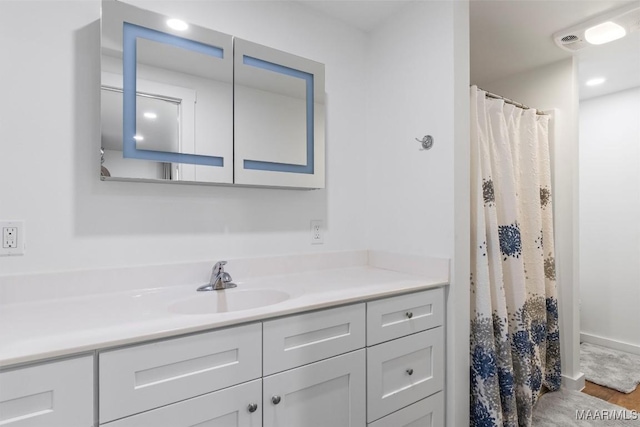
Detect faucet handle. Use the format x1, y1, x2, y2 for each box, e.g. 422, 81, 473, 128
213, 260, 227, 273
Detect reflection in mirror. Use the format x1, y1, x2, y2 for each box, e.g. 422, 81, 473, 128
101, 87, 179, 179
100, 0, 233, 183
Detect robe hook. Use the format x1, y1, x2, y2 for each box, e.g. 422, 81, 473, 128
416, 135, 434, 150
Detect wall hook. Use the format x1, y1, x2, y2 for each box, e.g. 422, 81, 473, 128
416, 135, 434, 150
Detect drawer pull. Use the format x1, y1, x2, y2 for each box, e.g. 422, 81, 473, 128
406, 312, 414, 319
272, 395, 282, 405
406, 368, 414, 376
248, 403, 258, 413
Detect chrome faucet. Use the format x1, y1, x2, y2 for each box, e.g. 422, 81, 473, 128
197, 261, 237, 291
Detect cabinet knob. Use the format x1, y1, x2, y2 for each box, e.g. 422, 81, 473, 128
248, 403, 258, 413
406, 368, 414, 376
272, 395, 282, 405
406, 312, 414, 319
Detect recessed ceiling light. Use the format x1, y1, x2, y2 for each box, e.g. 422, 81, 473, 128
584, 21, 626, 45
586, 77, 606, 86
133, 135, 144, 141
166, 18, 189, 31
143, 112, 157, 120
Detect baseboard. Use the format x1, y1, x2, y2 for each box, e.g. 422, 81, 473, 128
562, 372, 585, 391
581, 332, 640, 356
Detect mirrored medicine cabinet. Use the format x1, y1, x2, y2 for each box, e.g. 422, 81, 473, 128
100, 0, 325, 189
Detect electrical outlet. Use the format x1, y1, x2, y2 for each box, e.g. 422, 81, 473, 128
3, 227, 17, 248
0, 221, 25, 256
310, 220, 323, 244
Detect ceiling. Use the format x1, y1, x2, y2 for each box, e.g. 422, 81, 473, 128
296, 0, 411, 33
470, 0, 640, 100
297, 0, 640, 100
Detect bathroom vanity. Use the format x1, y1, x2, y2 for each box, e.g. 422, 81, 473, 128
0, 261, 447, 427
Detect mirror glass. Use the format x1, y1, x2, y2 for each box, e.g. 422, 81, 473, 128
100, 0, 233, 183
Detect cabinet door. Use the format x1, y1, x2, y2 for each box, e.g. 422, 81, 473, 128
234, 38, 325, 189
263, 349, 365, 427
367, 328, 444, 422
0, 356, 93, 427
105, 379, 262, 427
101, 0, 234, 185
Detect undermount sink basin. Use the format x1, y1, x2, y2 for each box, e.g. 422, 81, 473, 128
169, 288, 290, 315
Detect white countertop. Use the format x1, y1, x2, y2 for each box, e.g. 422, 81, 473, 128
0, 265, 447, 368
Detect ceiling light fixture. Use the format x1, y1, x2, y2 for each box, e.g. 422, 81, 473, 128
166, 18, 189, 31
584, 22, 626, 45
133, 135, 144, 141
553, 3, 640, 52
143, 112, 157, 119
586, 77, 606, 86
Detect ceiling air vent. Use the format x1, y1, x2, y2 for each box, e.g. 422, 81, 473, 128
560, 35, 580, 44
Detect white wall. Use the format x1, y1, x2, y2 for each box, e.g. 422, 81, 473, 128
0, 0, 370, 275
579, 87, 640, 353
477, 58, 583, 389
365, 2, 469, 425
364, 2, 455, 258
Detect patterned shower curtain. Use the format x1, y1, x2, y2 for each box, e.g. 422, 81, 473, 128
470, 86, 561, 427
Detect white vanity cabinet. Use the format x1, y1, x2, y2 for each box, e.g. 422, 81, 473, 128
0, 356, 94, 427
366, 288, 445, 426
1, 286, 446, 427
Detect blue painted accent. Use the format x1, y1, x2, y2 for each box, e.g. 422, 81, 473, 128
122, 22, 224, 166
242, 55, 314, 175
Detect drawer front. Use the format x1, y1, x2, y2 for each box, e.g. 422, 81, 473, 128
367, 288, 443, 346
368, 392, 444, 427
99, 323, 261, 423
0, 356, 93, 427
105, 379, 262, 427
367, 328, 444, 422
263, 303, 365, 375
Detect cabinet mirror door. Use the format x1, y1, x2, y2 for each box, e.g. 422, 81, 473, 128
234, 38, 325, 189
100, 0, 233, 184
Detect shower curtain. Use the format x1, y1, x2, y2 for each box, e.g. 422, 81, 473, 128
470, 86, 561, 427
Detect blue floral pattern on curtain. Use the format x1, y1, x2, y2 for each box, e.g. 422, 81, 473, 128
470, 87, 561, 427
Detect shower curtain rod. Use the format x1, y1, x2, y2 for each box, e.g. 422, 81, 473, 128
478, 87, 548, 116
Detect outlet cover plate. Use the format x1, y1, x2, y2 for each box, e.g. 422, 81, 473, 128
0, 221, 25, 256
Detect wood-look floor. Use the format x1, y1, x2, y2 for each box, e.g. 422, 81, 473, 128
582, 380, 640, 412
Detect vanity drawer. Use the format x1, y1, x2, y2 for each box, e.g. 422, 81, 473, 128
367, 287, 443, 346
0, 356, 93, 427
99, 323, 261, 423
104, 379, 262, 427
368, 392, 444, 427
263, 303, 365, 375
367, 328, 444, 422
